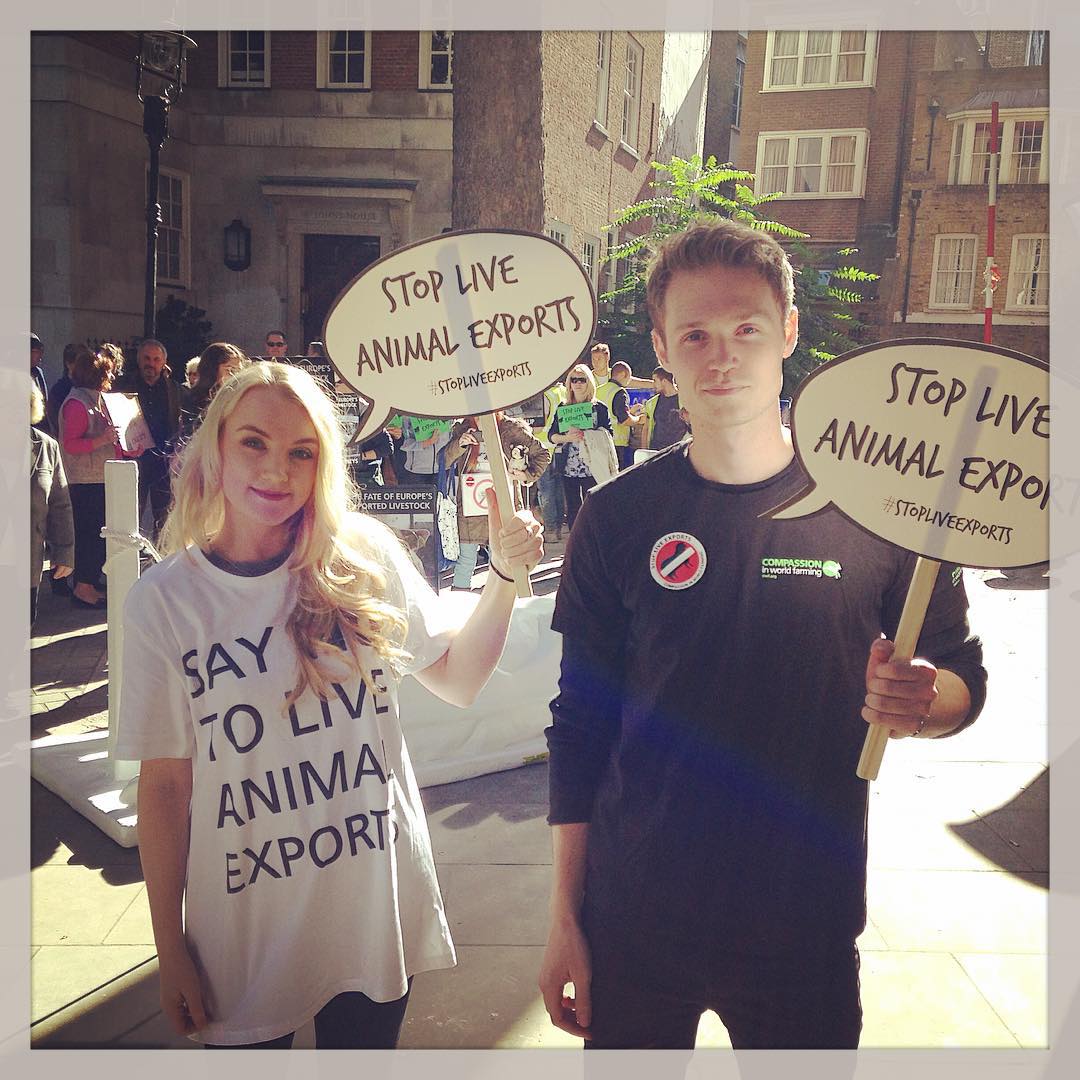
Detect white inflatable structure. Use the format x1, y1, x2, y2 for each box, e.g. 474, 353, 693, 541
399, 591, 560, 787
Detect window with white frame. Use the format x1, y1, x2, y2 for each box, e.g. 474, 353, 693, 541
755, 129, 868, 198
598, 227, 617, 297
151, 169, 188, 285
419, 31, 453, 89
763, 30, 877, 90
219, 31, 269, 88
731, 39, 746, 127
545, 221, 572, 249
929, 235, 978, 309
580, 234, 601, 289
317, 30, 370, 89
1006, 235, 1049, 311
621, 37, 644, 150
947, 111, 1048, 185
595, 32, 612, 128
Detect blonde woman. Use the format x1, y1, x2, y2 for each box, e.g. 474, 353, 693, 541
548, 364, 617, 532
116, 362, 542, 1048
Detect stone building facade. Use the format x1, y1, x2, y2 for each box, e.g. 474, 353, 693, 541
31, 30, 456, 374
33, 29, 710, 379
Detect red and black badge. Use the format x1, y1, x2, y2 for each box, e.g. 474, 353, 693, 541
649, 532, 707, 591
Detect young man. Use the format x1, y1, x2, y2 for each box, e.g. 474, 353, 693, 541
539, 219, 986, 1050
643, 365, 689, 450
595, 361, 646, 470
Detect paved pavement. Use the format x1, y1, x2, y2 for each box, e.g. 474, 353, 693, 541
24, 554, 1047, 1049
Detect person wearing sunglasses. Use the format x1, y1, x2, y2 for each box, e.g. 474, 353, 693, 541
547, 365, 618, 533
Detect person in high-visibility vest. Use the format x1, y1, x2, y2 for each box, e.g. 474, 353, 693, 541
642, 365, 690, 450
532, 380, 568, 542
595, 361, 647, 470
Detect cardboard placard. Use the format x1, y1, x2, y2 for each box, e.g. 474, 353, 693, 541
409, 416, 454, 442
556, 401, 597, 433
323, 228, 597, 444
100, 392, 155, 454
358, 485, 440, 590
768, 339, 1049, 570
767, 339, 1049, 781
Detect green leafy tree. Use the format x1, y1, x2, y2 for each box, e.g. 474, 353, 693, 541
599, 154, 878, 399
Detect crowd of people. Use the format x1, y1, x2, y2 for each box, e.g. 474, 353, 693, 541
29, 326, 690, 614
28, 217, 987, 1056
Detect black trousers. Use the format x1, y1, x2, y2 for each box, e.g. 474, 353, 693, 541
138, 452, 172, 539
205, 983, 412, 1050
562, 475, 593, 532
585, 943, 862, 1051
69, 483, 107, 587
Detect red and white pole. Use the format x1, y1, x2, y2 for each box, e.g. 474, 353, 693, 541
983, 100, 1000, 344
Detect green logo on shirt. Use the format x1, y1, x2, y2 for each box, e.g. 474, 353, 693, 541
761, 556, 843, 581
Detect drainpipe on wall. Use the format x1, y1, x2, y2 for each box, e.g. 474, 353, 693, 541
900, 189, 922, 322
889, 31, 916, 233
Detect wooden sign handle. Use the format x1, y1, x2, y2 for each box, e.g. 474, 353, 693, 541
477, 412, 533, 599
856, 556, 941, 781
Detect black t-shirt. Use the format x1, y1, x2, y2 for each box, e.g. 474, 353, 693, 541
547, 442, 986, 970
650, 392, 688, 449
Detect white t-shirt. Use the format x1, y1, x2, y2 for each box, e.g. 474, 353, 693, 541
116, 526, 457, 1045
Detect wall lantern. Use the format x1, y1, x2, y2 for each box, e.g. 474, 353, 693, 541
223, 218, 252, 271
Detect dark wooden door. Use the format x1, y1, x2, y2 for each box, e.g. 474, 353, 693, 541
303, 234, 381, 346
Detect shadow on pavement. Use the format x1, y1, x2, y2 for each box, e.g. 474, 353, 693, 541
31, 779, 142, 882
948, 766, 1049, 885
421, 761, 550, 830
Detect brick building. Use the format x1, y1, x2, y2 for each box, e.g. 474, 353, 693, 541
884, 30, 1049, 362
734, 29, 1049, 363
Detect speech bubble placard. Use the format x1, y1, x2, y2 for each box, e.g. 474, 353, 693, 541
769, 339, 1049, 570
324, 229, 597, 443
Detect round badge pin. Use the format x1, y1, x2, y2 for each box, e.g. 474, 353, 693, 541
650, 532, 707, 590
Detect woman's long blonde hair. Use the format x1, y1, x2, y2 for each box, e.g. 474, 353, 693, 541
160, 362, 410, 703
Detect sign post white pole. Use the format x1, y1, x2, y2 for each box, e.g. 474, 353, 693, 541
104, 458, 141, 773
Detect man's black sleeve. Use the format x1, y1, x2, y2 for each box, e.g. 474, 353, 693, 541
610, 387, 631, 423
546, 493, 626, 823
882, 559, 988, 736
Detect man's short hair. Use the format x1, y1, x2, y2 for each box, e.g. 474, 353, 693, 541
590, 342, 609, 356
139, 337, 168, 358
266, 329, 287, 343
653, 366, 675, 385
611, 360, 632, 378
62, 343, 80, 367
645, 219, 795, 336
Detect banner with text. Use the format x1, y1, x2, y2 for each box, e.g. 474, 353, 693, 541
767, 339, 1049, 569
323, 229, 596, 443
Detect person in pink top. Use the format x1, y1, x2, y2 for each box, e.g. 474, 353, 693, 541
58, 344, 141, 608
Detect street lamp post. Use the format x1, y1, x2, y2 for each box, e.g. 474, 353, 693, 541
135, 31, 196, 340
